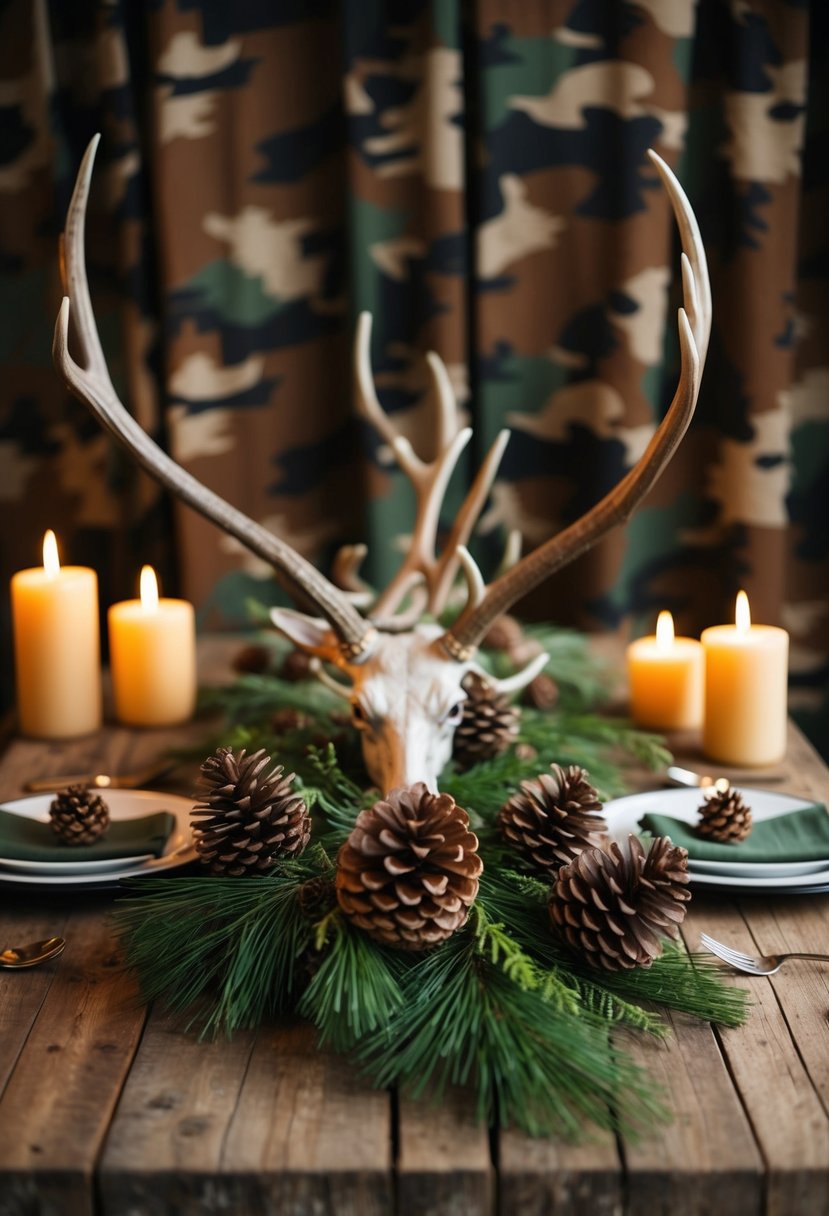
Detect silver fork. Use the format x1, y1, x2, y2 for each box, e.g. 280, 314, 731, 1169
700, 932, 829, 976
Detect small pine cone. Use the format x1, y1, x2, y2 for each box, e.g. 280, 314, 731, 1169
281, 649, 313, 682
549, 836, 691, 971
336, 782, 482, 950
232, 644, 272, 675
522, 673, 559, 711
271, 707, 310, 734
697, 788, 753, 843
49, 785, 110, 845
192, 746, 311, 876
498, 764, 606, 872
298, 875, 337, 919
452, 673, 520, 769
482, 614, 526, 654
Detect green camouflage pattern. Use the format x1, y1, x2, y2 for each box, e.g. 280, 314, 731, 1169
1, 0, 827, 750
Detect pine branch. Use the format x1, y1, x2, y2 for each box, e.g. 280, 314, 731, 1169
358, 930, 666, 1139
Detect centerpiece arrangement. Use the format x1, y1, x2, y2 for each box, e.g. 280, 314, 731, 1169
53, 136, 748, 1140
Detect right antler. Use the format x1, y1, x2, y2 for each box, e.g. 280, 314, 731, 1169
53, 134, 375, 663
441, 150, 711, 660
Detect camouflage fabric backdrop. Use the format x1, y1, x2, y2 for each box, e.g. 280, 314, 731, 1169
1, 0, 827, 752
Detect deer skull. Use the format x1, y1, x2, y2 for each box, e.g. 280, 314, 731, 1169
53, 136, 711, 795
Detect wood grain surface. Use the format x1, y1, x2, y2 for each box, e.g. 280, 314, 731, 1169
0, 636, 827, 1215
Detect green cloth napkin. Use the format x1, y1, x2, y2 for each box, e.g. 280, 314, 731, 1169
0, 807, 176, 863
638, 803, 829, 862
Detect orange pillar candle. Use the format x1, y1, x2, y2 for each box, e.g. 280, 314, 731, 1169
108, 566, 196, 726
701, 591, 789, 766
10, 530, 102, 738
626, 611, 704, 730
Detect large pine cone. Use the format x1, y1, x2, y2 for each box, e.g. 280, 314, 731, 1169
549, 836, 691, 970
499, 764, 606, 872
192, 746, 311, 875
452, 672, 520, 769
49, 785, 110, 845
336, 783, 482, 950
697, 788, 753, 843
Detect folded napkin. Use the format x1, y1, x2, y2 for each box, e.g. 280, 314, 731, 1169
638, 803, 829, 863
0, 807, 176, 863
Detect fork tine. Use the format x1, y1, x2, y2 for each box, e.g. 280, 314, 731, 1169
700, 934, 751, 965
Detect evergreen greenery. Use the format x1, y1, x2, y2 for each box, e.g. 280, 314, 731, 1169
113, 624, 749, 1139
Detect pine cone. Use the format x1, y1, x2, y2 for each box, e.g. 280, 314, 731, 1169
482, 614, 526, 654
298, 875, 337, 918
452, 673, 520, 769
336, 782, 482, 950
522, 672, 559, 711
498, 764, 606, 872
697, 788, 753, 843
281, 649, 313, 682
549, 836, 691, 971
232, 644, 272, 675
49, 785, 110, 845
192, 746, 311, 875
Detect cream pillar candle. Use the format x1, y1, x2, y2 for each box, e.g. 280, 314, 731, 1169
108, 566, 196, 727
626, 611, 704, 730
701, 591, 789, 766
10, 530, 102, 738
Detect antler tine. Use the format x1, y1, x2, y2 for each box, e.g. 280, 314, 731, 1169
55, 136, 374, 662
430, 428, 511, 615
443, 151, 711, 659
356, 312, 479, 617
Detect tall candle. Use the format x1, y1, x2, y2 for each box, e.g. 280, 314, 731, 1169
108, 566, 196, 727
10, 530, 102, 738
626, 610, 704, 730
701, 591, 788, 766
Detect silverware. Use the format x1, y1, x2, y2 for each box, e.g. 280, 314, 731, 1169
666, 764, 785, 791
23, 761, 176, 794
0, 937, 66, 969
700, 933, 829, 976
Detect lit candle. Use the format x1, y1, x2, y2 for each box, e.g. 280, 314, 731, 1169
626, 610, 704, 730
108, 566, 196, 726
10, 530, 102, 738
701, 591, 789, 766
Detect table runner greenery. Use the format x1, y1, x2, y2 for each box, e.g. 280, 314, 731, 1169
114, 626, 748, 1140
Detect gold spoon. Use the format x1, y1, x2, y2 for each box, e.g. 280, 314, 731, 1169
0, 937, 66, 969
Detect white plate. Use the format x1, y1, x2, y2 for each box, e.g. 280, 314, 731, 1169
604, 787, 829, 890
0, 790, 196, 886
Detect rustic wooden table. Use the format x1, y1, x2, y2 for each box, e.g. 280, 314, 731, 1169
1, 638, 828, 1216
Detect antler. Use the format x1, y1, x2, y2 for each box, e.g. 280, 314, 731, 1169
355, 313, 510, 618
53, 134, 375, 663
441, 150, 712, 660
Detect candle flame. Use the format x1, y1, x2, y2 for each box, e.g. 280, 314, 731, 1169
42, 530, 60, 578
735, 589, 751, 634
140, 565, 159, 612
655, 610, 675, 650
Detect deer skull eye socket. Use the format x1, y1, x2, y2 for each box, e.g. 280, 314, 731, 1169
443, 701, 465, 726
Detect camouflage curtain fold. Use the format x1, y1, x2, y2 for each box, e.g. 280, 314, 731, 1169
1, 0, 827, 751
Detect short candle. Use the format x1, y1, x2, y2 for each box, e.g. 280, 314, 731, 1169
10, 530, 102, 738
626, 610, 704, 730
108, 566, 196, 727
701, 591, 788, 767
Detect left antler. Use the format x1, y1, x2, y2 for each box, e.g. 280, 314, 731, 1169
441, 150, 711, 660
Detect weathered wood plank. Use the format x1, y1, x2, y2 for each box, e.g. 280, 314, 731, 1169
620, 995, 763, 1216
397, 1085, 493, 1216
101, 1019, 393, 1216
0, 906, 146, 1216
688, 900, 829, 1216
0, 904, 69, 1099
498, 1123, 621, 1216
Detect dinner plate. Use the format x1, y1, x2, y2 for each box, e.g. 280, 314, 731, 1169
0, 790, 196, 886
604, 787, 829, 890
